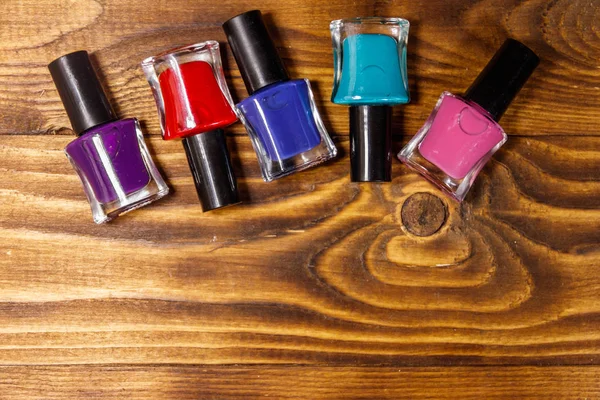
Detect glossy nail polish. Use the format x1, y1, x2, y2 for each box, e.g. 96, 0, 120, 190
49, 51, 169, 224
142, 41, 237, 141
331, 17, 410, 182
142, 42, 240, 211
331, 17, 410, 105
398, 39, 539, 201
223, 10, 337, 182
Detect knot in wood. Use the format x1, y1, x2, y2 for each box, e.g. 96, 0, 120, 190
401, 193, 447, 237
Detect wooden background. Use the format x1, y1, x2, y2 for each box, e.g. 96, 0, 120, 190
0, 0, 599, 398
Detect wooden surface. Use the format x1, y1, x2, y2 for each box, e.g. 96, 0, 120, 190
1, 366, 599, 399
0, 0, 599, 398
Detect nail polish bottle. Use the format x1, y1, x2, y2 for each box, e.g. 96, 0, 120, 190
330, 17, 410, 182
223, 10, 337, 182
142, 41, 240, 211
398, 39, 539, 201
49, 51, 169, 224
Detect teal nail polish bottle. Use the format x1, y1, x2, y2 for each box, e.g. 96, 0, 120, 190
331, 18, 410, 105
330, 17, 411, 182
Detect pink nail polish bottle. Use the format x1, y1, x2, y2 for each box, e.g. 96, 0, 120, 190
398, 39, 539, 201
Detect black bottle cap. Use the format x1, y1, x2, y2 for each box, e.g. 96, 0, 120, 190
222, 10, 289, 95
48, 50, 117, 136
350, 106, 392, 182
182, 130, 240, 212
463, 39, 540, 121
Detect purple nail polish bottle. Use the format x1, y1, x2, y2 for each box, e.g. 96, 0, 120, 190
49, 51, 169, 223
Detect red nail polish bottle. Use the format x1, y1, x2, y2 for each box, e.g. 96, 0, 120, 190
158, 61, 237, 139
142, 41, 240, 211
142, 41, 238, 140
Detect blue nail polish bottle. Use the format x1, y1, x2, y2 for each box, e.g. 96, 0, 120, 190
223, 10, 337, 182
330, 17, 410, 182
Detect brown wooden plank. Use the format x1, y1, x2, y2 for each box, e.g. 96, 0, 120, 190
0, 0, 598, 137
0, 135, 597, 365
0, 365, 599, 399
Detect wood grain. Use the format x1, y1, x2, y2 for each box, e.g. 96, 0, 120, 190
0, 136, 598, 366
1, 366, 599, 399
0, 0, 599, 397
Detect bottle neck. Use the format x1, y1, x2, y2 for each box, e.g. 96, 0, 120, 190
247, 77, 290, 96
461, 95, 499, 122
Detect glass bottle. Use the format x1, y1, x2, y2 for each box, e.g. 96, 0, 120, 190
398, 39, 539, 201
49, 51, 169, 224
223, 10, 337, 182
142, 41, 240, 211
330, 17, 410, 182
